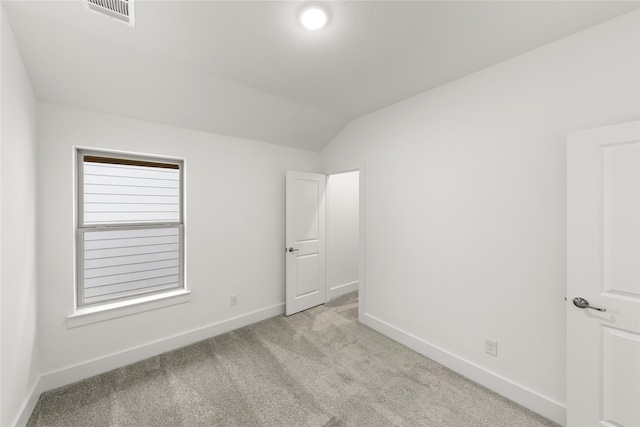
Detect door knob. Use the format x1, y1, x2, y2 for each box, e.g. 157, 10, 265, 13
572, 297, 606, 312
288, 247, 299, 253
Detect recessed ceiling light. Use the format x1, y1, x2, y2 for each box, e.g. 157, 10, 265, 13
300, 7, 327, 30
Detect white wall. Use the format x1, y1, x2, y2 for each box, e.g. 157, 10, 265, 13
1, 7, 40, 427
320, 11, 639, 423
37, 103, 319, 385
326, 171, 359, 298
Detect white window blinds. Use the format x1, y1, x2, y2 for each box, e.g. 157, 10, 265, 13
82, 156, 181, 225
82, 227, 181, 304
77, 152, 184, 306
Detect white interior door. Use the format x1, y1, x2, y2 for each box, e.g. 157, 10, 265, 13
285, 170, 326, 316
567, 121, 640, 427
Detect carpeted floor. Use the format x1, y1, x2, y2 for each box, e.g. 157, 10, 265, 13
27, 292, 559, 426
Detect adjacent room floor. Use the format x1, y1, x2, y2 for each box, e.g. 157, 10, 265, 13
27, 293, 558, 426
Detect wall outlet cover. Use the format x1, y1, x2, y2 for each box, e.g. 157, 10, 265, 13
485, 338, 498, 357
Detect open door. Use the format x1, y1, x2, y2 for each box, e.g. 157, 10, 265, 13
285, 170, 326, 316
567, 121, 640, 426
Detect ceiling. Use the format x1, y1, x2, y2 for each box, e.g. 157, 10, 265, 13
3, 1, 639, 152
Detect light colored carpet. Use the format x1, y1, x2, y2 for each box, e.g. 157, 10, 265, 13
27, 292, 558, 426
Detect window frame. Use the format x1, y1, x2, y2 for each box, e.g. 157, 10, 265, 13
76, 149, 185, 308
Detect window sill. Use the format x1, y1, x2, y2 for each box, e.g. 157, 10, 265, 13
67, 289, 191, 328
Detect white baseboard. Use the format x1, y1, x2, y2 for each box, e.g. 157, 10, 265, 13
329, 281, 359, 299
361, 313, 566, 426
41, 303, 285, 393
12, 377, 42, 427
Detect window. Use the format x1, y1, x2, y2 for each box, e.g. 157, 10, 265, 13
77, 150, 184, 307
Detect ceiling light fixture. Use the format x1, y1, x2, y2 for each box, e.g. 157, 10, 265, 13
300, 6, 327, 30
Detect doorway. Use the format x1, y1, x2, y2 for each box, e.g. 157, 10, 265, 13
285, 167, 364, 318
326, 171, 360, 301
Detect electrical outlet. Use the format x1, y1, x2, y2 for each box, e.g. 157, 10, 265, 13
230, 295, 238, 306
485, 338, 498, 357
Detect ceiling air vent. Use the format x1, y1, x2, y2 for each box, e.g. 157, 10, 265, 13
84, 0, 135, 27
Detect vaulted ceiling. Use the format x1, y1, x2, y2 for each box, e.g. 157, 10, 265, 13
3, 1, 638, 151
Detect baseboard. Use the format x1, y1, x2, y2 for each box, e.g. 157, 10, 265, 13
11, 377, 42, 427
361, 313, 566, 426
329, 281, 358, 299
41, 303, 285, 393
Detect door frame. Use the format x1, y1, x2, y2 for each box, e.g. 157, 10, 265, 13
323, 162, 366, 321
